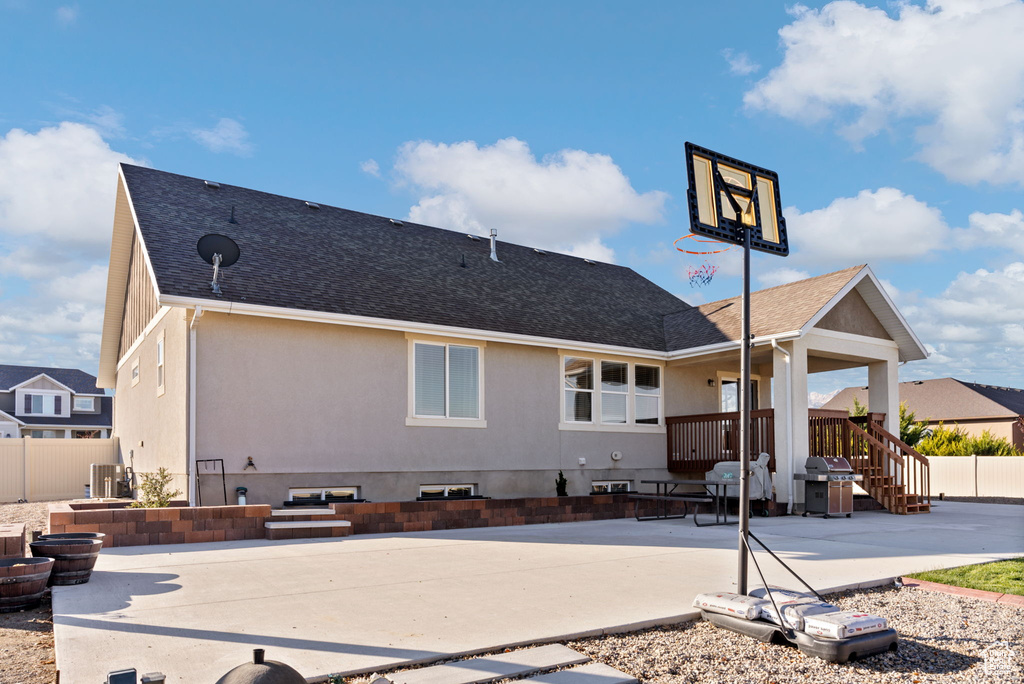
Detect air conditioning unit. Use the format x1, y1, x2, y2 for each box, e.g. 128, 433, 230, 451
90, 463, 123, 499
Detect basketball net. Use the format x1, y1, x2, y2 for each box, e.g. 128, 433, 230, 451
674, 233, 732, 288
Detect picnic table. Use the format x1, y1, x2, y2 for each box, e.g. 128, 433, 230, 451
630, 479, 736, 526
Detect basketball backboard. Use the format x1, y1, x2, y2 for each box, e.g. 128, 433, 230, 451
684, 142, 788, 256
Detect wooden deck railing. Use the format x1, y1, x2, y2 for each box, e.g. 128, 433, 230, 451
667, 409, 775, 473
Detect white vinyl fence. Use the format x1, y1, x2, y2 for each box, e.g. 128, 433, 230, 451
926, 455, 1024, 498
0, 437, 119, 502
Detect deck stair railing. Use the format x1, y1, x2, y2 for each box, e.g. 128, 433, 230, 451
666, 408, 930, 514
808, 409, 930, 515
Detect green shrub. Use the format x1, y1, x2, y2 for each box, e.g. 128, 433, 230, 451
130, 467, 183, 508
899, 401, 930, 447
555, 470, 568, 497
916, 424, 1021, 456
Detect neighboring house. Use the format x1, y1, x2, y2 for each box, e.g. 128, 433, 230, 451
0, 364, 112, 439
98, 164, 928, 509
824, 378, 1024, 450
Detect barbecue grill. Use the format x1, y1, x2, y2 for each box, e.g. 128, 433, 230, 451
794, 457, 862, 518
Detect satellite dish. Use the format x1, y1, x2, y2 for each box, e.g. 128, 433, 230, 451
197, 234, 240, 295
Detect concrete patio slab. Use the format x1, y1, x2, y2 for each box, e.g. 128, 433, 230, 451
52, 501, 1023, 683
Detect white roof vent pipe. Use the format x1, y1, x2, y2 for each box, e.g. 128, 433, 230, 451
489, 228, 500, 262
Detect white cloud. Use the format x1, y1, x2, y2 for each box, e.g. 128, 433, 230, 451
190, 118, 253, 156
0, 122, 137, 249
954, 209, 1024, 253
758, 267, 810, 288
0, 121, 138, 371
783, 187, 950, 266
55, 5, 78, 27
394, 137, 668, 261
903, 262, 1024, 380
722, 48, 760, 76
746, 0, 1024, 186
360, 159, 381, 177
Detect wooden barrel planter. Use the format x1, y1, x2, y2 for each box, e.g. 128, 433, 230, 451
38, 532, 106, 546
29, 538, 103, 586
0, 557, 54, 613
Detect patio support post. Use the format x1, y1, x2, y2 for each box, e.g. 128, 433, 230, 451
868, 355, 899, 435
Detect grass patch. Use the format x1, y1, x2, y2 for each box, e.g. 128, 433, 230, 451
907, 557, 1024, 596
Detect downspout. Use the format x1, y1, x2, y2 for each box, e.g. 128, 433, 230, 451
188, 305, 204, 506
771, 339, 794, 515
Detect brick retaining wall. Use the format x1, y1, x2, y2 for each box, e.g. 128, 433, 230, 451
0, 523, 25, 558
47, 495, 693, 547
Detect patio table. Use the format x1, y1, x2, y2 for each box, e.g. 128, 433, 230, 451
631, 479, 736, 526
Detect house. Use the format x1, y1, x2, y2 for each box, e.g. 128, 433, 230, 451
824, 378, 1024, 450
0, 364, 112, 439
98, 164, 929, 512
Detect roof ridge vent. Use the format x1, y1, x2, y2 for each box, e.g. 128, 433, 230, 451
584, 258, 595, 265
204, 180, 220, 189
305, 201, 320, 210
533, 248, 546, 255
466, 234, 481, 241
390, 218, 404, 227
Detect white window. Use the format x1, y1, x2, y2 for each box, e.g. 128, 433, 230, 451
418, 484, 475, 499
131, 358, 140, 387
288, 486, 360, 503
564, 357, 594, 422
30, 429, 60, 439
562, 356, 663, 429
156, 335, 165, 396
73, 396, 95, 412
635, 365, 661, 425
591, 480, 633, 494
601, 361, 628, 424
413, 342, 480, 420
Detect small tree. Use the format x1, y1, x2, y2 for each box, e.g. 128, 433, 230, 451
555, 470, 568, 497
849, 396, 867, 417
130, 467, 183, 508
899, 401, 931, 448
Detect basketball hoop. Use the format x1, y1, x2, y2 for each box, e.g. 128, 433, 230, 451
674, 233, 732, 287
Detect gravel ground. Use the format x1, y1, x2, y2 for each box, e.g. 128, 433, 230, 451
0, 500, 67, 684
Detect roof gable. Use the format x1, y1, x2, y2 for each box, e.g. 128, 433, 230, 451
115, 164, 690, 353
0, 365, 100, 394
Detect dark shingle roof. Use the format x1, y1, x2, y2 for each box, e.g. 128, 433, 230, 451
663, 266, 864, 350
823, 378, 1024, 420
122, 164, 690, 351
0, 364, 101, 394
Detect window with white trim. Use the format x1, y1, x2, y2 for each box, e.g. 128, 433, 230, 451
562, 357, 662, 427
418, 484, 475, 499
591, 480, 633, 494
156, 334, 165, 396
25, 394, 60, 416
131, 358, 140, 387
413, 342, 480, 420
73, 396, 95, 411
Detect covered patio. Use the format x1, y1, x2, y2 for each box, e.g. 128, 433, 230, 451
661, 266, 930, 514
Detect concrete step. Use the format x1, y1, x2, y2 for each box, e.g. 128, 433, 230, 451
270, 507, 333, 516
524, 663, 637, 684
387, 645, 590, 684
264, 520, 350, 529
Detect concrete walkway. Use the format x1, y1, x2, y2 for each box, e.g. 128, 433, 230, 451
52, 501, 1024, 683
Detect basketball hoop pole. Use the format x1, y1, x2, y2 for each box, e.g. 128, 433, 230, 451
738, 214, 752, 596
713, 168, 752, 596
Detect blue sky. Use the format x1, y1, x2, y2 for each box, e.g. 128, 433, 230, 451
2, 0, 1023, 400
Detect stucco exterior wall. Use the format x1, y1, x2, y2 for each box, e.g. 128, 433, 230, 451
113, 308, 189, 493
815, 290, 892, 340
921, 418, 1020, 449
194, 313, 675, 504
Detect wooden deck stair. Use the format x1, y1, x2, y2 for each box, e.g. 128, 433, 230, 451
844, 418, 931, 515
